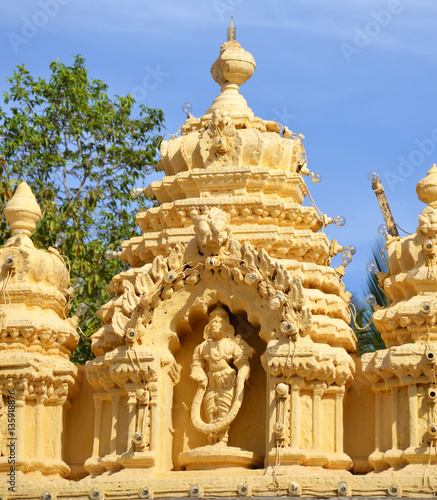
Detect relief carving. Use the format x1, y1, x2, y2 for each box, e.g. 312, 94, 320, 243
190, 305, 254, 445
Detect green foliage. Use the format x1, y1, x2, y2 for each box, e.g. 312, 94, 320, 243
352, 239, 388, 355
0, 55, 164, 364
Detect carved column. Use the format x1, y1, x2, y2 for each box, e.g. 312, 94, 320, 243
384, 382, 406, 467
288, 377, 305, 463
34, 394, 46, 458
327, 385, 351, 469
304, 382, 328, 467
263, 340, 354, 469
124, 389, 138, 455
312, 383, 325, 451
368, 385, 386, 471
403, 382, 419, 462
363, 345, 437, 469
86, 344, 176, 472
90, 393, 105, 464
109, 389, 121, 456
12, 391, 26, 463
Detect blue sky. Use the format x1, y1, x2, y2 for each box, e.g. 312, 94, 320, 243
1, 0, 437, 298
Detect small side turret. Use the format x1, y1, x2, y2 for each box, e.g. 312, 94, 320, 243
0, 182, 80, 479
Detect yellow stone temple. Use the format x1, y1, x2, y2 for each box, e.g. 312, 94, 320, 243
2, 28, 437, 499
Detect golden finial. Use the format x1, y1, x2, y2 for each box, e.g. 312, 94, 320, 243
4, 182, 42, 236
208, 21, 256, 117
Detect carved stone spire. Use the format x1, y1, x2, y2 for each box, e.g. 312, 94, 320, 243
4, 181, 41, 236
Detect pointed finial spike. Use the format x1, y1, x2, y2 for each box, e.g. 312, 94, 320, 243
227, 17, 236, 42
4, 182, 42, 237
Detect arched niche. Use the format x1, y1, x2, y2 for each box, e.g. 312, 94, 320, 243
142, 275, 276, 470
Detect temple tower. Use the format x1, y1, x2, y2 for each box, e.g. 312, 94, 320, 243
86, 30, 356, 475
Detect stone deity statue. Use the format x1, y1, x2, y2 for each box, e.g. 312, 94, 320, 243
190, 305, 253, 445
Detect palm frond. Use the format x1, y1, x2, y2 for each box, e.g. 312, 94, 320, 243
352, 238, 388, 356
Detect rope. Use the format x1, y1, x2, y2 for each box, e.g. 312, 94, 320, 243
134, 346, 149, 390
282, 338, 296, 382
268, 337, 296, 490
423, 414, 434, 488
162, 126, 182, 141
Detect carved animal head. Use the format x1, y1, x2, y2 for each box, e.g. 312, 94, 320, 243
193, 208, 231, 256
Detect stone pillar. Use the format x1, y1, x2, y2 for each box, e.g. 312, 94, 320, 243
368, 386, 386, 471
364, 344, 437, 470
84, 392, 109, 474
304, 382, 327, 467
403, 382, 420, 463
289, 378, 304, 456
384, 383, 406, 467
125, 391, 138, 454
325, 386, 352, 470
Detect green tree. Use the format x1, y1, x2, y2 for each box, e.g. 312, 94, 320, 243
0, 55, 164, 363
353, 239, 388, 355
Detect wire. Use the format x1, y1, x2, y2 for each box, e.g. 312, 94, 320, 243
381, 243, 390, 268
395, 222, 411, 235
344, 297, 374, 331
271, 440, 283, 490
162, 125, 182, 141
0, 269, 13, 331
305, 183, 325, 229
